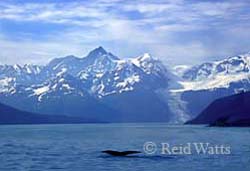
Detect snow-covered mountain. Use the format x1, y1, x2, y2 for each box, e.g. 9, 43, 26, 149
171, 52, 250, 119
0, 64, 44, 95
0, 47, 172, 122
91, 53, 168, 98
2, 47, 250, 123
174, 53, 250, 92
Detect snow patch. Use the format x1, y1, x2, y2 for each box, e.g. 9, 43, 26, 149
33, 86, 50, 95
96, 73, 104, 78
171, 73, 250, 92
56, 68, 67, 77
0, 77, 14, 93
172, 65, 191, 77
62, 84, 74, 90
116, 75, 140, 88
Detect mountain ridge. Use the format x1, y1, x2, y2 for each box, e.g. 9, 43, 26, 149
0, 46, 172, 122
2, 47, 250, 123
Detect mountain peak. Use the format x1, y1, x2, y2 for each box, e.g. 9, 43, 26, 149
85, 46, 120, 61
132, 53, 155, 65
87, 46, 107, 58
96, 46, 106, 52
139, 53, 153, 61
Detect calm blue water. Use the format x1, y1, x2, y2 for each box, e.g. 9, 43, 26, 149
0, 123, 249, 171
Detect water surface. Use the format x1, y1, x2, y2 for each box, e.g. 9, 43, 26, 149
0, 123, 249, 171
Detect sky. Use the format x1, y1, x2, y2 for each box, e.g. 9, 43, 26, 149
0, 0, 250, 66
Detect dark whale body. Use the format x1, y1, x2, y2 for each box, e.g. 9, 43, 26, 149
102, 150, 141, 156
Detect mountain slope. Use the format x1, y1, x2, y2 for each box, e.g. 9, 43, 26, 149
186, 92, 250, 126
0, 102, 101, 124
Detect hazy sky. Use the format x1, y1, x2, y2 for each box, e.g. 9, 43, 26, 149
1, 0, 250, 66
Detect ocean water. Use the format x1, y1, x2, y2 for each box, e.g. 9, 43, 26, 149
0, 123, 249, 171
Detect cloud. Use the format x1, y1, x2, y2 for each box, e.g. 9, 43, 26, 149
0, 0, 250, 66
122, 2, 180, 14
0, 33, 94, 65
0, 2, 107, 27
1, 1, 246, 27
